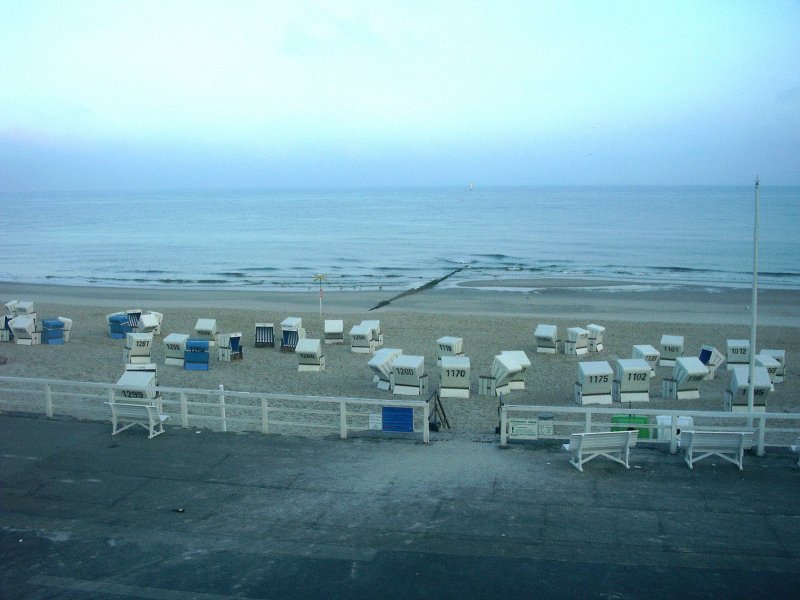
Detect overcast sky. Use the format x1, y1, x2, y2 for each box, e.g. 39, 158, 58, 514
1, 0, 798, 191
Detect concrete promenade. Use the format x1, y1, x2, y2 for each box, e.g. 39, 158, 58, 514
2, 413, 799, 599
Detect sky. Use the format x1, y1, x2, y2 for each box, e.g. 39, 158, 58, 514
0, 0, 798, 191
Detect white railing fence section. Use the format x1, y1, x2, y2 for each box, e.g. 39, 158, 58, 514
0, 376, 430, 443
499, 403, 800, 456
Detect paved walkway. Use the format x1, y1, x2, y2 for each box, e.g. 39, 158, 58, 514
2, 413, 799, 599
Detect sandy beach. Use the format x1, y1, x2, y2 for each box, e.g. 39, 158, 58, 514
1, 280, 797, 434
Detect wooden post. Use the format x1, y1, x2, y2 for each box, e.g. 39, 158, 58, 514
339, 400, 347, 439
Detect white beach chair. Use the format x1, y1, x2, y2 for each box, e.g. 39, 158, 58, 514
661, 356, 707, 400
390, 354, 428, 395
574, 361, 613, 405
659, 335, 684, 367
324, 319, 345, 344
295, 338, 325, 372
725, 339, 750, 369
534, 324, 558, 354
613, 358, 651, 403
439, 356, 471, 398
724, 365, 772, 412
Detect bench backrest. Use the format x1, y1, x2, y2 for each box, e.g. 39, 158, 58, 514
111, 402, 159, 420
683, 431, 752, 450
571, 430, 637, 451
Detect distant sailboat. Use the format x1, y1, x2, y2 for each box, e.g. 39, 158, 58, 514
469, 182, 474, 191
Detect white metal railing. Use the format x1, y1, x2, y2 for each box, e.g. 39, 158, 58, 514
0, 376, 430, 443
499, 403, 800, 456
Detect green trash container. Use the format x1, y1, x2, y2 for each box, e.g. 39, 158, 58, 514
611, 414, 650, 439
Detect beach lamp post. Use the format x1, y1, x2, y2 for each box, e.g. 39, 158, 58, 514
314, 273, 327, 317
747, 179, 760, 424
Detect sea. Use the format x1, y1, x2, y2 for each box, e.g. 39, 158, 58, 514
1, 185, 798, 293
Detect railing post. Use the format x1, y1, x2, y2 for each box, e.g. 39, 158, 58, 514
340, 400, 347, 439
261, 396, 269, 434
44, 384, 53, 418
423, 401, 430, 444
757, 416, 766, 457
219, 385, 227, 432
180, 392, 188, 428
584, 411, 592, 433
670, 414, 679, 454
500, 405, 508, 447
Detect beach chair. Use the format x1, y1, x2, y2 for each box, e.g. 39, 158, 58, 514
10, 315, 40, 345
659, 335, 684, 367
349, 324, 375, 354
324, 319, 344, 344
163, 333, 189, 366
564, 327, 589, 356
280, 318, 305, 352
587, 324, 605, 352
217, 332, 243, 361
632, 344, 660, 376
612, 358, 651, 403
500, 350, 530, 390
390, 354, 428, 395
436, 336, 464, 364
439, 356, 471, 398
368, 348, 403, 390
107, 312, 132, 339
759, 349, 786, 383
481, 353, 523, 397
42, 318, 65, 345
124, 332, 153, 364
194, 318, 218, 341
755, 354, 779, 388
255, 323, 275, 347
295, 338, 325, 371
574, 361, 613, 405
661, 357, 707, 400
724, 365, 772, 412
184, 339, 210, 371
57, 317, 73, 342
698, 345, 725, 380
726, 339, 750, 369
534, 324, 558, 354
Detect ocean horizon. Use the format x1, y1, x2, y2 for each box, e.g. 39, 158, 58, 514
2, 185, 798, 293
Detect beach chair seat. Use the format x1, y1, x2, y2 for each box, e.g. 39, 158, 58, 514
255, 323, 275, 347
281, 330, 300, 352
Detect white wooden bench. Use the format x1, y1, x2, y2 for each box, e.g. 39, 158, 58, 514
108, 402, 169, 439
681, 431, 753, 470
562, 430, 638, 472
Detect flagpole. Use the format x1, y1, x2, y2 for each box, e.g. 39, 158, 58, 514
314, 274, 326, 318
747, 178, 759, 424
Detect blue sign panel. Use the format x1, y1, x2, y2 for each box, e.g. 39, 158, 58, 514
381, 407, 414, 433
